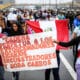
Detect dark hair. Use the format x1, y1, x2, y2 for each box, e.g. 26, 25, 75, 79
76, 13, 80, 17
12, 21, 20, 27
11, 21, 22, 31
20, 20, 25, 24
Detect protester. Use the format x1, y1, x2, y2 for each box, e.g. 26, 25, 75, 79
72, 14, 80, 70
54, 36, 80, 80
0, 13, 8, 80
21, 21, 28, 34
9, 22, 23, 36
0, 26, 6, 80
73, 13, 80, 28
9, 22, 23, 80
17, 15, 23, 25
45, 20, 60, 80
0, 16, 10, 36
57, 12, 65, 20
45, 50, 60, 80
66, 11, 74, 31
22, 13, 28, 21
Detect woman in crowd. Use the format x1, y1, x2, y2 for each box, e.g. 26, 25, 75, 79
9, 21, 23, 36
9, 22, 23, 80
21, 21, 28, 34
54, 36, 80, 80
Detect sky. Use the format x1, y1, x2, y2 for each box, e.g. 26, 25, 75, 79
15, 0, 73, 4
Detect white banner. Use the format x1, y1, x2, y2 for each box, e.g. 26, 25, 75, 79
0, 31, 58, 72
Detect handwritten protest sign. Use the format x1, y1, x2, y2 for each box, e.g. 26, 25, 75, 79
0, 31, 57, 72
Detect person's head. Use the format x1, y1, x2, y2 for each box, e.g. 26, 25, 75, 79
21, 21, 26, 27
20, 21, 28, 34
0, 17, 6, 29
0, 10, 3, 18
76, 13, 80, 20
17, 15, 21, 20
12, 22, 19, 31
23, 13, 27, 17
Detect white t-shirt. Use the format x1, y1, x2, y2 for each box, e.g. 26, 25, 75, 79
7, 13, 17, 21
73, 27, 80, 64
73, 27, 80, 36
73, 27, 80, 50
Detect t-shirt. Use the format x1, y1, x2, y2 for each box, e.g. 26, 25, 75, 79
73, 27, 80, 50
7, 12, 17, 21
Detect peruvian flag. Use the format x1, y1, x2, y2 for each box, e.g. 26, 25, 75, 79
26, 19, 69, 49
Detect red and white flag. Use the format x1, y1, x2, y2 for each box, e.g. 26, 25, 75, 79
26, 20, 69, 49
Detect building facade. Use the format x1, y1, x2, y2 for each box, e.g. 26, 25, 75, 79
1, 0, 14, 4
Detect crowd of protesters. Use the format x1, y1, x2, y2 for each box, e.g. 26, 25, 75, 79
0, 8, 66, 37
0, 8, 80, 31
0, 7, 80, 80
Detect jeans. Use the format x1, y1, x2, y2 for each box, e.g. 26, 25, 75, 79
0, 66, 5, 80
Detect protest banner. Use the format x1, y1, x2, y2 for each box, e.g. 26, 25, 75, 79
0, 31, 58, 72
